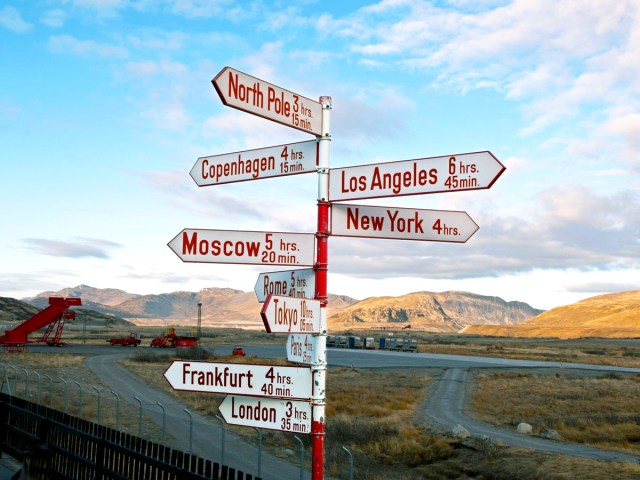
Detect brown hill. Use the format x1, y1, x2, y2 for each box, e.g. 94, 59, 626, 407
460, 290, 640, 338
328, 291, 542, 332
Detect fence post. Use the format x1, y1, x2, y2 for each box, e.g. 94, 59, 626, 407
22, 369, 29, 398
134, 396, 143, 436
43, 375, 53, 407
183, 408, 193, 454
254, 427, 262, 478
214, 414, 225, 465
92, 386, 101, 424
294, 435, 304, 480
342, 446, 353, 480
73, 381, 83, 414
111, 391, 120, 430
59, 378, 68, 413
157, 402, 166, 443
32, 371, 41, 405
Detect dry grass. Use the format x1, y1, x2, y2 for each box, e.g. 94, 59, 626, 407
470, 370, 640, 452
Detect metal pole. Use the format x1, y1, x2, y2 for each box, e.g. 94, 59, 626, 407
134, 396, 143, 436
214, 414, 225, 465
73, 381, 83, 414
294, 435, 305, 480
111, 391, 120, 430
312, 95, 331, 480
254, 427, 262, 478
183, 408, 193, 453
22, 368, 29, 398
157, 402, 166, 443
92, 386, 101, 424
43, 374, 53, 406
197, 302, 202, 339
32, 371, 41, 404
59, 377, 68, 413
342, 446, 353, 480
9, 365, 18, 395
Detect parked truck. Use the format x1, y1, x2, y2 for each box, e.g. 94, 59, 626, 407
150, 327, 198, 348
107, 332, 141, 346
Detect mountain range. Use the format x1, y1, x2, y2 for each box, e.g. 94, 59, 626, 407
11, 284, 543, 332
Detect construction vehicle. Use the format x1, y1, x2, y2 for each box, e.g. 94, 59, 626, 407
107, 332, 142, 346
0, 296, 82, 351
150, 327, 198, 348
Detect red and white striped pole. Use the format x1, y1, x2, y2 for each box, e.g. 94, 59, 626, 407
312, 95, 331, 480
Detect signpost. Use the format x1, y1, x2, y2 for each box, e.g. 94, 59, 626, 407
167, 229, 315, 266
213, 66, 323, 136
287, 334, 317, 365
219, 395, 312, 433
328, 151, 505, 202
190, 140, 318, 187
331, 203, 479, 243
164, 361, 312, 399
261, 295, 322, 334
254, 268, 316, 303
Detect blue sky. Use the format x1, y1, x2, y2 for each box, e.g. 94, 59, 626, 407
1, 0, 639, 311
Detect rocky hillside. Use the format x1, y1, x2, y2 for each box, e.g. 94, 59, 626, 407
329, 291, 543, 332
461, 290, 640, 339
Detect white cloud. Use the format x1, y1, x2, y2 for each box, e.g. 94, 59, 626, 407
48, 34, 128, 58
0, 6, 32, 33
40, 9, 66, 27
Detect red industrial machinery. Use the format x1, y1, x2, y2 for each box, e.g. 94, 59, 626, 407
150, 327, 198, 348
107, 332, 142, 346
38, 310, 76, 347
0, 296, 82, 351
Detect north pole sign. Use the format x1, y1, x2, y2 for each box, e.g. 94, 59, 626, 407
213, 67, 323, 136
254, 268, 316, 303
164, 361, 312, 399
331, 203, 479, 243
328, 151, 505, 202
261, 295, 322, 334
219, 395, 311, 433
190, 140, 318, 187
167, 229, 315, 266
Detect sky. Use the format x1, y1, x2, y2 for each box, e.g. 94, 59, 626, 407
1, 0, 639, 311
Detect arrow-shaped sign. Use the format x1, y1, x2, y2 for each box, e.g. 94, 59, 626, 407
219, 395, 311, 433
328, 151, 505, 202
167, 229, 316, 266
261, 295, 322, 334
213, 66, 323, 136
254, 268, 316, 303
331, 203, 479, 243
190, 140, 318, 187
164, 361, 312, 399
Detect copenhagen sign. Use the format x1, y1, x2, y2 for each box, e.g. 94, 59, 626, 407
167, 229, 315, 266
190, 140, 318, 187
328, 151, 505, 202
213, 66, 323, 136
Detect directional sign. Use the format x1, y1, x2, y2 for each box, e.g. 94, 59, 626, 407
287, 334, 317, 365
168, 229, 315, 266
213, 66, 323, 136
261, 295, 322, 334
190, 140, 318, 187
328, 151, 505, 202
219, 395, 312, 433
164, 361, 312, 399
254, 268, 316, 303
331, 203, 479, 243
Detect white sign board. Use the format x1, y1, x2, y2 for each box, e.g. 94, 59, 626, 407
331, 203, 479, 243
164, 361, 312, 399
190, 141, 318, 187
287, 334, 317, 365
213, 66, 323, 136
261, 295, 322, 334
168, 229, 315, 266
219, 395, 311, 433
254, 268, 316, 303
328, 151, 505, 202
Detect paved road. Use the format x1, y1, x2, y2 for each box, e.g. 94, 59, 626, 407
85, 353, 308, 480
